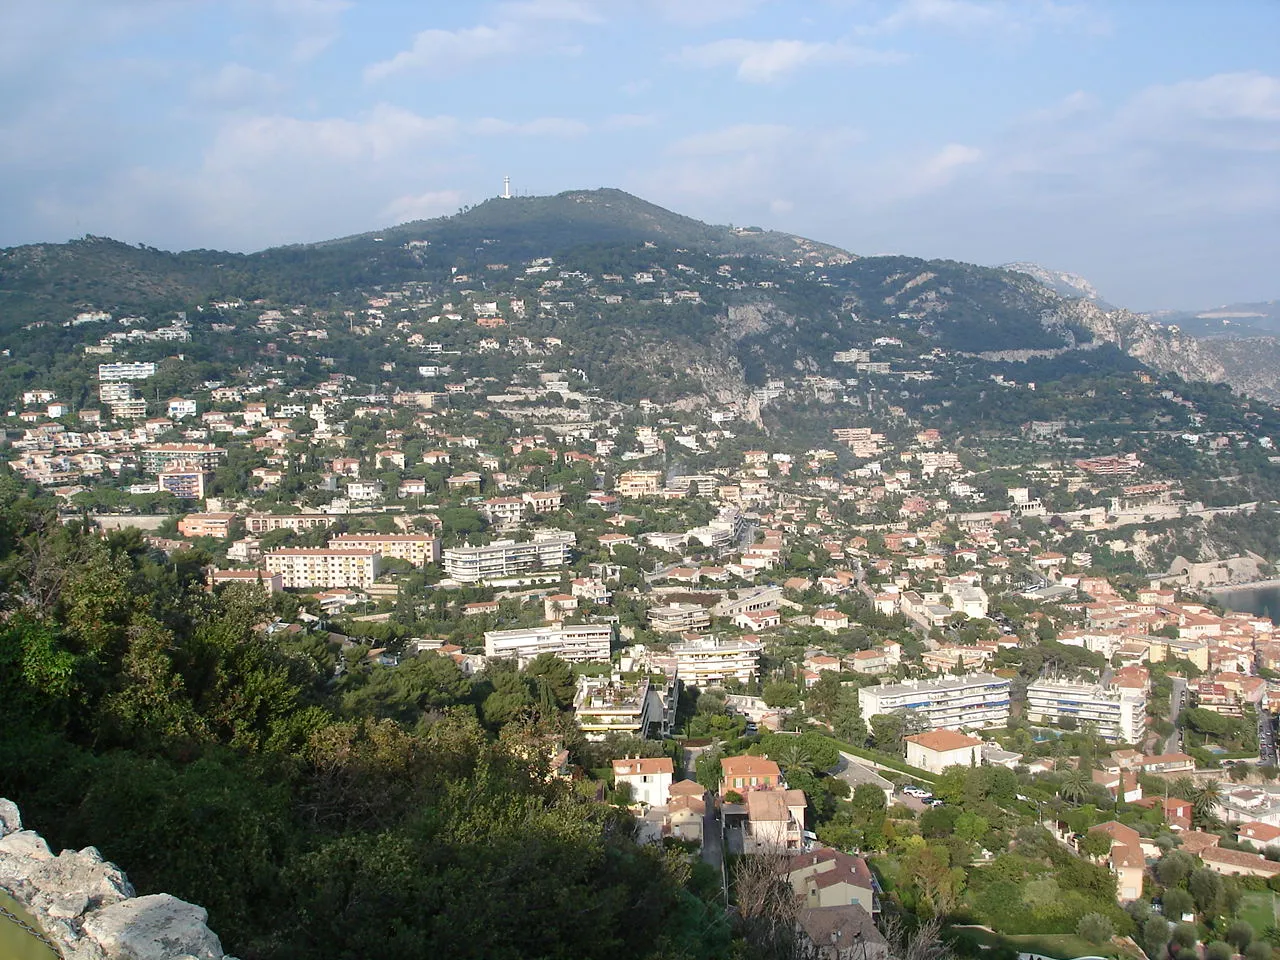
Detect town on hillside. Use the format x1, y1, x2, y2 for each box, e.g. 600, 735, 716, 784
9, 235, 1280, 960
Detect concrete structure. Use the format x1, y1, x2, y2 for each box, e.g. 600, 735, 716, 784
857, 674, 1011, 731
328, 533, 440, 567
484, 622, 613, 666
617, 470, 663, 498
904, 729, 983, 774
744, 788, 808, 853
720, 756, 783, 797
244, 515, 333, 534
157, 466, 212, 500
1025, 679, 1146, 743
443, 530, 575, 582
263, 548, 381, 589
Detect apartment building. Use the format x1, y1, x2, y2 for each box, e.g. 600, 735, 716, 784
157, 466, 212, 500
140, 443, 227, 473
443, 530, 575, 582
244, 514, 333, 534
857, 674, 1012, 731
178, 512, 237, 538
648, 602, 712, 634
483, 622, 613, 666
575, 672, 678, 743
97, 362, 156, 381
263, 548, 381, 589
99, 382, 134, 402
1025, 679, 1147, 743
208, 569, 282, 594
109, 399, 148, 420
617, 470, 663, 498
328, 533, 441, 567
648, 635, 762, 688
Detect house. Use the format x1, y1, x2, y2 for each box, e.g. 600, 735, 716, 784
744, 788, 808, 853
720, 756, 782, 797
1089, 821, 1145, 901
1200, 846, 1280, 879
796, 905, 889, 960
612, 757, 674, 808
786, 849, 877, 913
666, 781, 706, 842
903, 729, 982, 774
1237, 821, 1280, 850
812, 610, 850, 634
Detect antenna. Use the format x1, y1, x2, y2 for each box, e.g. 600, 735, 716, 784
503, 176, 511, 200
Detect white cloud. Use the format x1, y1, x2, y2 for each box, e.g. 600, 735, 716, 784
913, 142, 983, 191
381, 189, 464, 223
190, 63, 284, 107
366, 24, 522, 81
870, 0, 1110, 38
677, 38, 902, 82
469, 116, 589, 136
648, 0, 765, 26
258, 0, 351, 62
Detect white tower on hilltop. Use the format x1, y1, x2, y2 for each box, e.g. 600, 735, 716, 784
502, 176, 511, 199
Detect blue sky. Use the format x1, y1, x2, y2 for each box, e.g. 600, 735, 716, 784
1, 0, 1277, 309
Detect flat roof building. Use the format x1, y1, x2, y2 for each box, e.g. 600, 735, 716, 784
857, 674, 1011, 731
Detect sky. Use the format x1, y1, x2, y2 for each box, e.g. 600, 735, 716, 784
1, 0, 1278, 310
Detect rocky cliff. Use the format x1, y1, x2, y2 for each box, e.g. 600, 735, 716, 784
0, 799, 232, 960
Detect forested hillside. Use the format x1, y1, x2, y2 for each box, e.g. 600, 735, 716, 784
0, 474, 728, 960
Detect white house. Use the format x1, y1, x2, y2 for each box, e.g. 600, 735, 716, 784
612, 756, 674, 808
904, 728, 983, 774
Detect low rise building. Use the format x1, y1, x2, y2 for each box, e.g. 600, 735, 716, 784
904, 729, 983, 774
611, 756, 674, 807
484, 621, 613, 666
648, 602, 711, 634
328, 533, 440, 567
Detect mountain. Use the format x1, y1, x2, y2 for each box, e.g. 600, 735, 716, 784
1149, 300, 1280, 338
1, 187, 1277, 409
1001, 261, 1113, 309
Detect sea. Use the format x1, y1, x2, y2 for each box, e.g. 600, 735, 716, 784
1212, 584, 1280, 621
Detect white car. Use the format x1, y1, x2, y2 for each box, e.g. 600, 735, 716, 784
903, 786, 928, 798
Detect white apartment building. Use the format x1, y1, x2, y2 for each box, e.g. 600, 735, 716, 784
857, 674, 1012, 731
575, 672, 678, 743
98, 362, 156, 381
109, 398, 148, 420
648, 636, 762, 688
1025, 679, 1146, 743
263, 548, 381, 589
99, 382, 134, 402
328, 534, 440, 567
648, 602, 712, 634
245, 514, 333, 534
443, 530, 575, 582
484, 622, 613, 666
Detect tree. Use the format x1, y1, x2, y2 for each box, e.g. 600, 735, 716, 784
1059, 766, 1091, 805
1244, 942, 1271, 960
1077, 913, 1115, 945
522, 654, 576, 710
870, 713, 906, 752
1172, 923, 1200, 950
1162, 887, 1195, 923
1079, 830, 1113, 859
1205, 942, 1233, 960
1157, 850, 1196, 888
762, 681, 800, 709
1190, 867, 1225, 917
1192, 779, 1223, 829
1143, 915, 1172, 959
1227, 920, 1255, 953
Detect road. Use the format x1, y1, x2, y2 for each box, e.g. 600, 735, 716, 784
1260, 709, 1277, 767
1165, 677, 1187, 755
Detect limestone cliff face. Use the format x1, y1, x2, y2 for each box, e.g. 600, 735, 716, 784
0, 799, 232, 960
1038, 298, 1280, 403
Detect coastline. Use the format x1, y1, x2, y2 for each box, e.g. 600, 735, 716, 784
1208, 579, 1280, 594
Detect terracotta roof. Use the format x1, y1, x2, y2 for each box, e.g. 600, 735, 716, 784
746, 789, 789, 822
721, 756, 782, 779
669, 779, 704, 797
1200, 846, 1280, 875
1179, 830, 1222, 855
612, 757, 674, 777
1239, 821, 1280, 843
904, 729, 982, 752
797, 905, 885, 952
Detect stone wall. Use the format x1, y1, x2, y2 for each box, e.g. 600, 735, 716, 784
0, 798, 234, 960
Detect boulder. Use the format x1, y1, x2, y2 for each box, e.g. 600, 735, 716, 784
0, 798, 21, 837
27, 846, 134, 914
0, 829, 54, 863
82, 893, 224, 960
